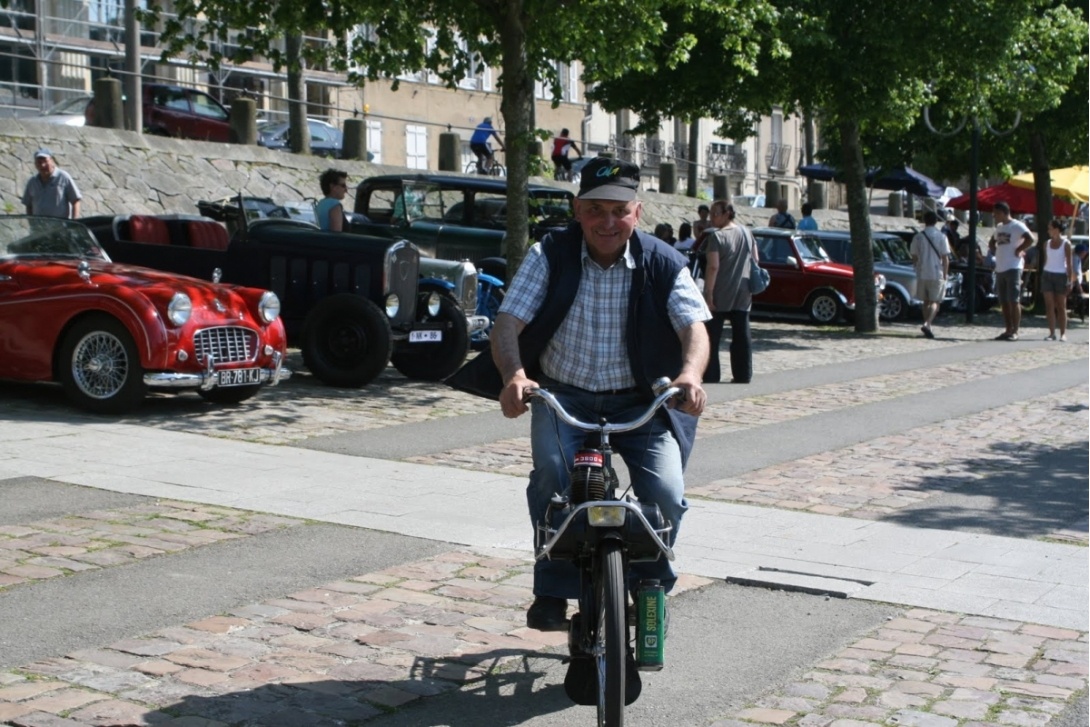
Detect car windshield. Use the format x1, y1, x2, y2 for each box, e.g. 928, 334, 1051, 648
530, 192, 574, 221
795, 235, 831, 262
877, 235, 913, 265
0, 217, 110, 261
395, 184, 446, 223
43, 96, 90, 115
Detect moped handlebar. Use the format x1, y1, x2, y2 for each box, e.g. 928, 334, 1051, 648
526, 377, 682, 435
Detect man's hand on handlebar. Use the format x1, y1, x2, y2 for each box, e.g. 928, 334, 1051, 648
669, 372, 706, 417
500, 373, 538, 419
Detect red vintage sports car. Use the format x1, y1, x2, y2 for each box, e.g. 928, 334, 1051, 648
0, 216, 290, 413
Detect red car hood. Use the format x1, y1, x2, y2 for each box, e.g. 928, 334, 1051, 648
805, 260, 854, 278
7, 259, 257, 316
10, 259, 204, 288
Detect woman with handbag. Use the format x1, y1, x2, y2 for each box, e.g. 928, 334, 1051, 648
702, 201, 760, 383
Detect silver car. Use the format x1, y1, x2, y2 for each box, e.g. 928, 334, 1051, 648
806, 230, 952, 321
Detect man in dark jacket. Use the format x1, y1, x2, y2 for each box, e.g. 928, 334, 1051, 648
491, 158, 710, 637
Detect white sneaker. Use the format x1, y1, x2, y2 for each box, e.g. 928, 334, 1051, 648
1060, 334, 1068, 342
1045, 333, 1057, 341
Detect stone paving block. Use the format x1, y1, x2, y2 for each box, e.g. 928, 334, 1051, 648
736, 707, 796, 724
878, 690, 929, 709
7, 711, 95, 726
887, 709, 958, 727
69, 699, 170, 726
164, 648, 252, 672
0, 681, 67, 701
132, 660, 185, 677
20, 688, 110, 714
268, 611, 336, 631
0, 702, 35, 723
994, 709, 1052, 727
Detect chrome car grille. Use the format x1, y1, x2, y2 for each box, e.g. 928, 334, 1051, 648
193, 327, 258, 365
461, 269, 479, 313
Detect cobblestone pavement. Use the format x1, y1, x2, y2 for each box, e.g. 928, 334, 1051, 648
0, 316, 1067, 448
402, 344, 1086, 475
398, 318, 1088, 544
688, 386, 1089, 543
0, 547, 1084, 727
0, 503, 302, 591
712, 610, 1087, 727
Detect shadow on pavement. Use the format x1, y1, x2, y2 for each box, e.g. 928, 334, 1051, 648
0, 350, 464, 433
157, 650, 568, 726
882, 431, 1089, 539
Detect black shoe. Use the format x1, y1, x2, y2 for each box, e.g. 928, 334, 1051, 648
526, 596, 569, 631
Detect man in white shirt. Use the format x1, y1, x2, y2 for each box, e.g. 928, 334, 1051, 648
910, 211, 950, 339
987, 201, 1035, 341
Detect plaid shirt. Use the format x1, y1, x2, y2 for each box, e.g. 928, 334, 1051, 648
500, 239, 709, 391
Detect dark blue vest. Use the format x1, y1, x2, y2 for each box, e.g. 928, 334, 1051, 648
525, 223, 699, 465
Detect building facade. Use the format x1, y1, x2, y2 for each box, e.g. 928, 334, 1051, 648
0, 0, 805, 205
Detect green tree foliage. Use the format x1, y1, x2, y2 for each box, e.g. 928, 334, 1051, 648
144, 0, 681, 275
584, 1, 785, 142
588, 0, 1084, 332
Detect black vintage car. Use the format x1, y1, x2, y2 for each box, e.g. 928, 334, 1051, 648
352, 174, 574, 281
83, 207, 470, 387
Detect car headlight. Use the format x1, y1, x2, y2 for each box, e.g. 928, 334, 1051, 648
385, 293, 400, 319
875, 274, 887, 291
258, 291, 281, 323
588, 506, 626, 528
167, 292, 192, 326
426, 291, 441, 317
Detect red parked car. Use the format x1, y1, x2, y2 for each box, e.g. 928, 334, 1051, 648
86, 84, 233, 142
750, 227, 885, 324
143, 84, 232, 141
0, 216, 289, 413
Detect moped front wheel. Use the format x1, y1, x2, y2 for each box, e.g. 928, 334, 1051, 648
596, 541, 626, 727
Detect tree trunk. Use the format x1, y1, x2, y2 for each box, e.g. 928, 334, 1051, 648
1028, 126, 1051, 316
687, 120, 699, 197
498, 0, 532, 281
839, 119, 878, 333
286, 34, 310, 156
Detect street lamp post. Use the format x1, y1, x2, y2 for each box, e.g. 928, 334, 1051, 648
924, 108, 1020, 323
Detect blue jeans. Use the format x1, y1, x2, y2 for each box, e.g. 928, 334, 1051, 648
528, 383, 688, 599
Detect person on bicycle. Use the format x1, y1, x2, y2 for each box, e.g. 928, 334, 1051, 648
491, 156, 711, 633
470, 117, 504, 174
550, 128, 582, 180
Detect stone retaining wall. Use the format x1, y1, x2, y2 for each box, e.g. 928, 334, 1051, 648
0, 119, 939, 236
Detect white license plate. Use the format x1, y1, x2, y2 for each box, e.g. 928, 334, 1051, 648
217, 368, 262, 387
409, 330, 442, 343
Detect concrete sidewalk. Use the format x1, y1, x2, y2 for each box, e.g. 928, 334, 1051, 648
1, 416, 1084, 631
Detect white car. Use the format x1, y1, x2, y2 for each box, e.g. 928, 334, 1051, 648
35, 95, 92, 126
733, 193, 767, 209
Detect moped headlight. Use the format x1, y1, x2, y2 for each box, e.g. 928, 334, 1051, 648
588, 506, 626, 528
258, 291, 281, 323
426, 291, 441, 317
385, 293, 400, 318
875, 274, 887, 291
167, 292, 192, 326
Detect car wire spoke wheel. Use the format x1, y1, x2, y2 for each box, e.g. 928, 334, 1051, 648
58, 315, 147, 414
70, 330, 130, 399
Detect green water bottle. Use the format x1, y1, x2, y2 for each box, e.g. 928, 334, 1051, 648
635, 579, 665, 670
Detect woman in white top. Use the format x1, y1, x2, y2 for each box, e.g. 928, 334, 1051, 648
1041, 218, 1077, 341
